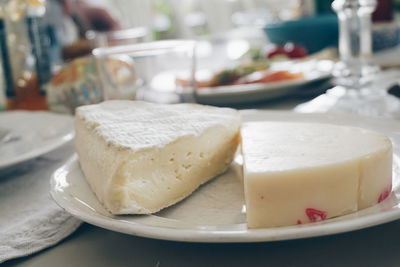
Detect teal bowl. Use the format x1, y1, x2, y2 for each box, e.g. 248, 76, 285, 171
263, 15, 339, 54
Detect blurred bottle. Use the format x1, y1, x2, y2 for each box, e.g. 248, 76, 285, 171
1, 0, 52, 110
26, 0, 52, 89
0, 4, 14, 105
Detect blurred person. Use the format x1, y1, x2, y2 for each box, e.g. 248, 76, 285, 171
54, 0, 121, 60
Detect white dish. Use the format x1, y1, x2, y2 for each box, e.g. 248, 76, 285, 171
0, 111, 74, 169
50, 111, 400, 243
194, 60, 333, 105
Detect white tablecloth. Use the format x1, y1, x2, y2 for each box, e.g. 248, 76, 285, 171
0, 142, 81, 264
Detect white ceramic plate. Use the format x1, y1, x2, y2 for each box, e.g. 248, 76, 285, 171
50, 111, 400, 243
194, 60, 333, 105
148, 60, 333, 105
0, 111, 74, 169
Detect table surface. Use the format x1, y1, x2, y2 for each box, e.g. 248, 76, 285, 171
5, 96, 400, 267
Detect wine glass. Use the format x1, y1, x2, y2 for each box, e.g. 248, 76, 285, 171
295, 0, 400, 119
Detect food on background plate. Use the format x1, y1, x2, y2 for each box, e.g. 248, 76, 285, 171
193, 61, 303, 88
46, 56, 135, 114
266, 43, 308, 60
46, 57, 102, 114
234, 70, 303, 85
198, 61, 269, 87
177, 44, 313, 90
241, 122, 392, 228
75, 100, 240, 214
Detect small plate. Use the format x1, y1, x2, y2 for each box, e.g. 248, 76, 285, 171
50, 111, 400, 243
0, 111, 74, 169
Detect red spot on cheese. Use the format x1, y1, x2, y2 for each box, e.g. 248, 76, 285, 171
305, 208, 327, 222
296, 220, 302, 225
378, 185, 391, 203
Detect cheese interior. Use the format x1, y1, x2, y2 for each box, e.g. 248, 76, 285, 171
241, 122, 392, 228
75, 101, 240, 214
75, 101, 393, 226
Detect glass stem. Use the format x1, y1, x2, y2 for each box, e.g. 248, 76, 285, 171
332, 0, 378, 89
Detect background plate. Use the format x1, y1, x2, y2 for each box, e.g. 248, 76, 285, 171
0, 111, 74, 169
195, 73, 330, 106
194, 60, 333, 105
51, 111, 400, 242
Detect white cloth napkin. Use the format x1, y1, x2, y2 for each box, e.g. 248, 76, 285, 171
0, 142, 81, 264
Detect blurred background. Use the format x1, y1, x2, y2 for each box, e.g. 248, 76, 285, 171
1, 0, 400, 112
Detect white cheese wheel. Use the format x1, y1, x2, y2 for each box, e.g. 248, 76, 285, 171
241, 122, 392, 228
75, 100, 241, 214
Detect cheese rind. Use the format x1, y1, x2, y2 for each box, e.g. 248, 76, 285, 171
241, 122, 392, 228
75, 100, 241, 214
359, 147, 392, 209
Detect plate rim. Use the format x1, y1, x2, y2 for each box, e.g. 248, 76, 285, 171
196, 73, 330, 97
194, 73, 331, 105
50, 110, 400, 243
0, 111, 74, 169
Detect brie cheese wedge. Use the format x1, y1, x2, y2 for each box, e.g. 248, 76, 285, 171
241, 122, 392, 228
75, 100, 241, 214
